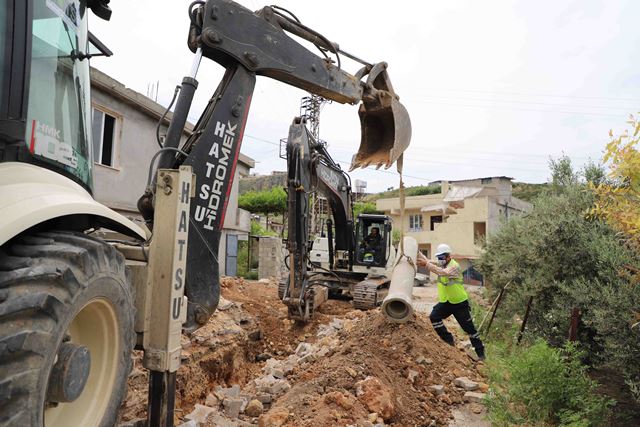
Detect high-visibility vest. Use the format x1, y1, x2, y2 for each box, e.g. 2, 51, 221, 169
437, 259, 468, 304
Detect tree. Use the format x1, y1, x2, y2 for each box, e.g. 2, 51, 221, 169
238, 187, 287, 231
353, 202, 381, 218
477, 158, 640, 402
591, 116, 640, 251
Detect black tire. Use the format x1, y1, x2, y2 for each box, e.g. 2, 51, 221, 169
0, 230, 135, 427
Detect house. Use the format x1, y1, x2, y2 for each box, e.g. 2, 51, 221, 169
89, 67, 254, 276
376, 176, 532, 284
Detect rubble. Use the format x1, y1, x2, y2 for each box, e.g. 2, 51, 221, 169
119, 278, 487, 426
453, 377, 479, 391
463, 391, 486, 403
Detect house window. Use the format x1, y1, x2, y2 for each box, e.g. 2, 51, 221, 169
474, 222, 486, 244
408, 214, 423, 231
92, 108, 118, 167
430, 215, 443, 231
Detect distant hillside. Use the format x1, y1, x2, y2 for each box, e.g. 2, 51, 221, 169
239, 173, 287, 194
363, 185, 442, 202
512, 182, 549, 202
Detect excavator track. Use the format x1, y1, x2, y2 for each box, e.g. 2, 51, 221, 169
352, 278, 390, 310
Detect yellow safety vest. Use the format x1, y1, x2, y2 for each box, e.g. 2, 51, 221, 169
437, 259, 468, 304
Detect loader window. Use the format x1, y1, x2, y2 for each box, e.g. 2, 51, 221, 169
25, 0, 93, 188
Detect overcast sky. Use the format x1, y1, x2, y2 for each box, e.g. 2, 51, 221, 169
90, 0, 640, 192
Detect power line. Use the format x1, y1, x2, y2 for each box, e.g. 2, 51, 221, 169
414, 100, 626, 118
419, 87, 640, 103
414, 93, 640, 112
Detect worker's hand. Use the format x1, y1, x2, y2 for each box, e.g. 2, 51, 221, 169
416, 251, 429, 266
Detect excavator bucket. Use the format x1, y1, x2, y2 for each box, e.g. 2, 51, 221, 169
350, 65, 412, 171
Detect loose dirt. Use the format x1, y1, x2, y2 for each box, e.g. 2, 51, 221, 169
118, 279, 487, 426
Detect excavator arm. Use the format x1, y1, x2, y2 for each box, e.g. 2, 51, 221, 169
284, 118, 355, 319
140, 0, 411, 330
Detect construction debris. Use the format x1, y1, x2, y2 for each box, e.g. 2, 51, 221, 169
119, 278, 486, 426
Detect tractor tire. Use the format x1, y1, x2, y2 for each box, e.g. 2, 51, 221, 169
0, 230, 135, 427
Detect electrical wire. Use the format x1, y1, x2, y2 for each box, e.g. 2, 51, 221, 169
146, 147, 189, 188
156, 85, 181, 148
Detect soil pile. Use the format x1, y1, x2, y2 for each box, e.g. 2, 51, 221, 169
261, 310, 483, 426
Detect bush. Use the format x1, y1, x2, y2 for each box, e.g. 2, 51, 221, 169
476, 180, 640, 396
486, 340, 613, 426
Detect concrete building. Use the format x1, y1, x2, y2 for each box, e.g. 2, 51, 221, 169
89, 67, 254, 276
376, 176, 531, 283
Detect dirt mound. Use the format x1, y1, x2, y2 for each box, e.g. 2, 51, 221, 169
262, 310, 483, 426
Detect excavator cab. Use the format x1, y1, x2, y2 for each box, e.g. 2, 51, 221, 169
354, 214, 393, 268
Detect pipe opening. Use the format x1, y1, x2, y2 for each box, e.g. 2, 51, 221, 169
385, 299, 410, 320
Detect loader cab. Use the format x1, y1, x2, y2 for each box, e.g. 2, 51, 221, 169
354, 214, 392, 268
0, 0, 112, 193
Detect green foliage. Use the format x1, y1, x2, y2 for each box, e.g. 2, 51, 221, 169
477, 157, 640, 402
549, 155, 580, 189
239, 187, 287, 215
364, 184, 441, 201
250, 220, 277, 237
391, 229, 401, 246
353, 202, 381, 218
486, 340, 613, 426
511, 182, 549, 202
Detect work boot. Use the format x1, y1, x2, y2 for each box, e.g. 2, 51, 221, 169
475, 347, 486, 361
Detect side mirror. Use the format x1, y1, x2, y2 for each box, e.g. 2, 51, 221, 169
87, 0, 112, 21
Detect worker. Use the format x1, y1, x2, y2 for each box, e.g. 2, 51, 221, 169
417, 244, 485, 361
363, 227, 382, 249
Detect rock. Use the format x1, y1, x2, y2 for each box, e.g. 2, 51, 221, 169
176, 421, 198, 427
185, 404, 217, 425
256, 352, 272, 362
464, 391, 486, 403
407, 369, 419, 383
453, 377, 479, 391
245, 399, 264, 417
295, 342, 313, 357
215, 384, 241, 400
258, 278, 270, 284
324, 391, 356, 410
416, 356, 433, 365
118, 419, 147, 427
223, 397, 247, 419
355, 376, 395, 421
428, 385, 444, 396
218, 296, 234, 310
258, 407, 290, 427
345, 367, 358, 378
477, 382, 489, 392
368, 412, 379, 423
255, 392, 272, 404
181, 335, 192, 350
469, 402, 484, 414
205, 393, 219, 407
456, 340, 472, 350
298, 353, 317, 364
255, 375, 291, 396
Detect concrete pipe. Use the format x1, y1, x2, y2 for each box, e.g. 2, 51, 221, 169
381, 236, 418, 323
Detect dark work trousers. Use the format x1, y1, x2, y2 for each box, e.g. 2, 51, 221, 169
429, 300, 485, 358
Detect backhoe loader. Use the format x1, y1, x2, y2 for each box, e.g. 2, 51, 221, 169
0, 1, 411, 425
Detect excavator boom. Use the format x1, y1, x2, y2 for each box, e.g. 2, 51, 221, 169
142, 0, 411, 331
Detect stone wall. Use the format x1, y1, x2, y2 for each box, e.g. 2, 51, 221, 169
258, 237, 285, 280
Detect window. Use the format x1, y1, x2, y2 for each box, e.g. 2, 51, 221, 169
474, 222, 486, 245
408, 214, 423, 232
92, 108, 117, 167
430, 215, 443, 231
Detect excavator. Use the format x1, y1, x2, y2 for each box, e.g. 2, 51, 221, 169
280, 116, 401, 321
0, 0, 411, 426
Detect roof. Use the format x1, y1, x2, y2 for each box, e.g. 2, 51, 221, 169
90, 67, 254, 169
429, 176, 514, 185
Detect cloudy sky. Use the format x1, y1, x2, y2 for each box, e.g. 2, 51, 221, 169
90, 0, 640, 192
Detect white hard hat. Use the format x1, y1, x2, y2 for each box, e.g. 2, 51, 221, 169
435, 243, 452, 257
